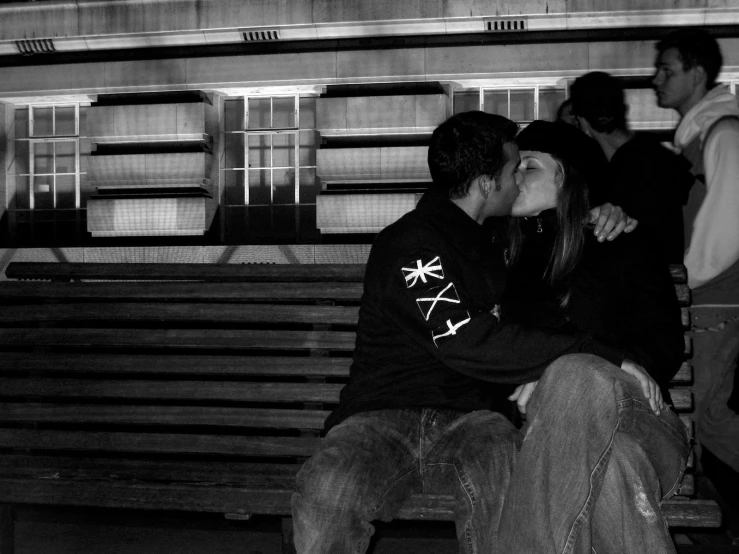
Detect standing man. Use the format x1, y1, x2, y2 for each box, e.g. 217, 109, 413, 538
653, 28, 739, 503
291, 111, 629, 554
570, 71, 691, 263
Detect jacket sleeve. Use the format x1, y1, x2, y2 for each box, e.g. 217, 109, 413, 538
373, 243, 624, 385
686, 119, 739, 288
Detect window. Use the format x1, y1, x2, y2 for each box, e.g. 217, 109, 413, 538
12, 104, 80, 210
222, 94, 319, 242
453, 87, 566, 124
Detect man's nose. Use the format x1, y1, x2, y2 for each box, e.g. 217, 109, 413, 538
652, 72, 662, 87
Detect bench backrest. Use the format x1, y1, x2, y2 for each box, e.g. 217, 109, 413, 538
0, 262, 703, 520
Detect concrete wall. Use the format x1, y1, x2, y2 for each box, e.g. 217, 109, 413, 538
1, 0, 734, 42
2, 37, 738, 98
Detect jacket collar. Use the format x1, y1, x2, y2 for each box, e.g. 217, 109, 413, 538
414, 191, 495, 261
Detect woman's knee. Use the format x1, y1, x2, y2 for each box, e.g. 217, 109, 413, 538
540, 354, 621, 394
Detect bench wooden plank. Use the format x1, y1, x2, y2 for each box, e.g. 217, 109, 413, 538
0, 353, 693, 383
0, 304, 360, 326
0, 431, 321, 457
0, 328, 357, 351
0, 328, 687, 357
0, 281, 365, 302
0, 454, 694, 498
0, 353, 353, 378
0, 379, 345, 404
0, 456, 304, 486
0, 378, 694, 411
5, 261, 689, 285
5, 263, 367, 282
0, 404, 330, 430
0, 479, 717, 526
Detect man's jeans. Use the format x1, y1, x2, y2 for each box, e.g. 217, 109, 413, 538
691, 306, 739, 472
292, 408, 518, 554
498, 354, 691, 554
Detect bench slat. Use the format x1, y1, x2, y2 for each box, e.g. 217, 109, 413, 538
0, 377, 692, 412
0, 304, 360, 326
0, 455, 304, 486
0, 328, 357, 351
0, 430, 321, 457
0, 281, 364, 302
0, 479, 716, 526
5, 263, 366, 283
0, 454, 695, 498
0, 328, 687, 356
0, 379, 344, 404
1, 352, 690, 384
5, 262, 689, 285
0, 404, 329, 430
0, 353, 353, 378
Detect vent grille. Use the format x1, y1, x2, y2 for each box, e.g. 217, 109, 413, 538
242, 29, 281, 42
484, 18, 528, 32
15, 38, 56, 55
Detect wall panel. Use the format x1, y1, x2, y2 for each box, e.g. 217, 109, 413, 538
186, 51, 338, 88
78, 0, 196, 36
336, 49, 427, 83
425, 42, 589, 79
103, 60, 188, 91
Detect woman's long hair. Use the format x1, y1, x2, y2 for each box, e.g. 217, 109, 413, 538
507, 155, 590, 302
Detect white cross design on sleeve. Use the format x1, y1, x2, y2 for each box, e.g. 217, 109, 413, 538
416, 282, 461, 321
402, 256, 444, 288
432, 314, 471, 347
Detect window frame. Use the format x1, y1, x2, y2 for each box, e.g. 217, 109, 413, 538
13, 103, 81, 211
223, 94, 307, 207
453, 85, 567, 123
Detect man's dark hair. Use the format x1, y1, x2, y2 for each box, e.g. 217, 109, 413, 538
569, 72, 627, 133
656, 28, 723, 89
427, 111, 518, 199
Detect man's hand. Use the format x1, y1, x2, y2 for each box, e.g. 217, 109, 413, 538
588, 203, 638, 242
508, 381, 538, 415
620, 359, 664, 415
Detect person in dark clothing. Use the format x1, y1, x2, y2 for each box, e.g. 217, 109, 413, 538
497, 120, 691, 554
569, 71, 693, 264
291, 112, 643, 554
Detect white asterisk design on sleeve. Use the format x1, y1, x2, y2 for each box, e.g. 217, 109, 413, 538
402, 256, 444, 288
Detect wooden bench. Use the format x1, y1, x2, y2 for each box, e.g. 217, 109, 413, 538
0, 261, 721, 553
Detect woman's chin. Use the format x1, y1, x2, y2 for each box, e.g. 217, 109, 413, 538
511, 206, 539, 217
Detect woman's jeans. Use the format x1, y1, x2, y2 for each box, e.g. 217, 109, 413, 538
291, 408, 518, 554
498, 354, 692, 554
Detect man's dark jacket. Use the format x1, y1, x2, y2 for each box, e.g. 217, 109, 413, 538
326, 192, 622, 429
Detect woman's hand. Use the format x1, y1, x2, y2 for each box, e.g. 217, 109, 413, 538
588, 203, 638, 242
620, 359, 664, 415
508, 381, 538, 415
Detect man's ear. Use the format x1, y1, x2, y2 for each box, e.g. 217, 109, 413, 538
692, 65, 708, 89
478, 175, 492, 198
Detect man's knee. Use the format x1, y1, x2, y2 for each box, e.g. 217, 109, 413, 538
296, 445, 369, 510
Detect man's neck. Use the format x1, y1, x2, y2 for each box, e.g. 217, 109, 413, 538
678, 86, 709, 118
593, 128, 634, 162
451, 196, 486, 225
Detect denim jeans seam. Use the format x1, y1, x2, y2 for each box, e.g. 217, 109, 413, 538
369, 463, 419, 518
562, 421, 620, 554
450, 461, 478, 554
